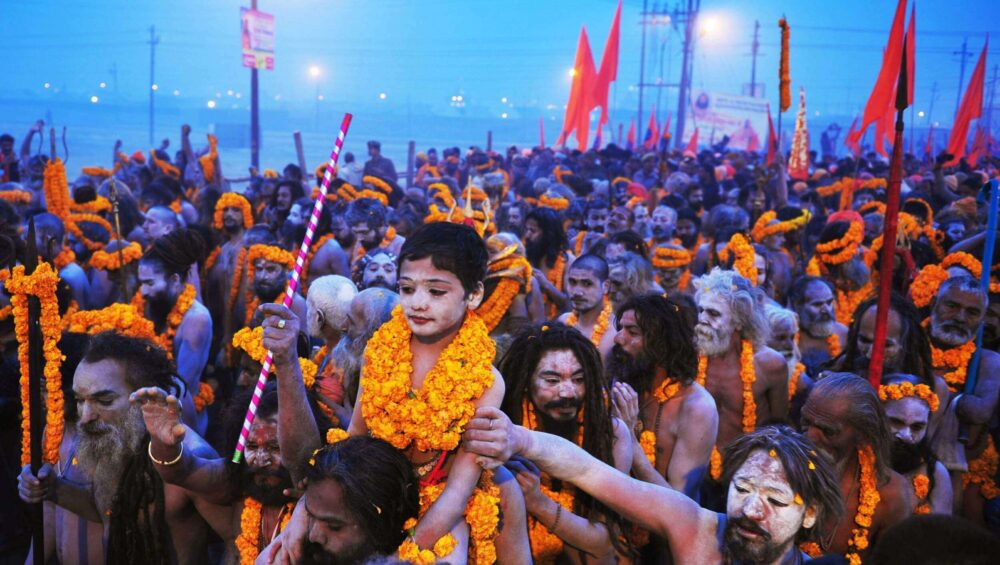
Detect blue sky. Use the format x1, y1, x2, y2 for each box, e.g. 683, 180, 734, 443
1, 0, 997, 168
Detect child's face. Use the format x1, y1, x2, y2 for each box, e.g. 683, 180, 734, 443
397, 257, 483, 341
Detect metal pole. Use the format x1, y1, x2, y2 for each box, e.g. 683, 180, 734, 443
638, 0, 648, 131
148, 26, 158, 146
674, 0, 697, 147
954, 37, 971, 119
750, 20, 760, 97
250, 0, 260, 169
407, 141, 415, 188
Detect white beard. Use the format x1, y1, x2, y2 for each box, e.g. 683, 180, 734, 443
930, 317, 975, 347
696, 323, 732, 357
76, 404, 146, 512
806, 319, 835, 338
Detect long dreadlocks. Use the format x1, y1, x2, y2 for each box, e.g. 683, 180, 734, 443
497, 322, 630, 556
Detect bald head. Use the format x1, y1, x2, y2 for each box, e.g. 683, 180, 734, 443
348, 288, 399, 342
306, 275, 358, 340
142, 206, 181, 241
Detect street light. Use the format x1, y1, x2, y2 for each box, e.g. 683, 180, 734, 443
90, 95, 99, 104
206, 100, 217, 109
309, 65, 321, 79
379, 92, 387, 100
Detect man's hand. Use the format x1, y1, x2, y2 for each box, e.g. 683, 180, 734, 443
18, 463, 55, 503
611, 381, 640, 432
130, 386, 186, 447
505, 457, 546, 512
260, 303, 299, 367
258, 496, 309, 564
462, 406, 525, 469
935, 152, 954, 168
159, 138, 170, 151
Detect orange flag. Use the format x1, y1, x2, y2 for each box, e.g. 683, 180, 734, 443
592, 1, 621, 125
684, 128, 699, 157
945, 38, 988, 166
561, 27, 597, 151
849, 0, 907, 147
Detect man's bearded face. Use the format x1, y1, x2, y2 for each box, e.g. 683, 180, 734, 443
351, 222, 381, 250
724, 450, 813, 565
856, 308, 903, 372
362, 255, 397, 291
767, 318, 798, 363
254, 260, 288, 302
585, 208, 608, 233
798, 281, 836, 338
650, 208, 675, 241
675, 219, 699, 248
530, 350, 586, 423
566, 268, 605, 315
137, 263, 177, 323
243, 418, 293, 507
801, 396, 862, 465
223, 206, 244, 232
930, 287, 985, 347
696, 293, 735, 357
884, 395, 930, 451
301, 480, 375, 565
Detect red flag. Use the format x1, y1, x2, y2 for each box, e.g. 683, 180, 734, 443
945, 38, 988, 166
874, 90, 896, 158
968, 126, 988, 167
684, 128, 699, 156
539, 117, 546, 149
626, 119, 636, 151
592, 1, 621, 125
905, 3, 915, 107
643, 107, 659, 150
561, 27, 597, 151
845, 115, 861, 156
788, 87, 810, 180
925, 124, 935, 159
766, 106, 778, 165
849, 0, 907, 147
661, 113, 672, 144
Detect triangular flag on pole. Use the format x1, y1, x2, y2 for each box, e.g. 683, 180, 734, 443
625, 119, 636, 151
659, 113, 672, 151
945, 37, 988, 166
684, 127, 699, 157
643, 106, 659, 151
845, 115, 861, 156
593, 1, 621, 125
849, 0, 907, 147
925, 124, 935, 160
561, 27, 597, 151
788, 87, 810, 180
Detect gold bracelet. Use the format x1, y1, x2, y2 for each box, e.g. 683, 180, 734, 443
148, 441, 184, 466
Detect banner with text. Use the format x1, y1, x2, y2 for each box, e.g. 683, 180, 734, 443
683, 90, 769, 151
241, 7, 275, 70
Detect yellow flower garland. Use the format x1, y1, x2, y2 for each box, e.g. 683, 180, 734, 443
43, 157, 71, 219
639, 378, 683, 467
6, 263, 64, 465
476, 278, 521, 332
132, 284, 196, 360
835, 281, 873, 327
0, 190, 32, 204
235, 497, 294, 565
565, 301, 612, 348
67, 303, 156, 339
361, 306, 495, 452
827, 334, 842, 358
962, 437, 1000, 500
877, 382, 940, 412
847, 446, 880, 565
213, 192, 254, 230
723, 233, 758, 285
50, 248, 76, 271
814, 221, 864, 266
88, 241, 143, 271
544, 254, 566, 319
930, 338, 976, 392
789, 362, 805, 401
71, 195, 112, 214
325, 427, 349, 445
193, 382, 215, 413
538, 194, 570, 211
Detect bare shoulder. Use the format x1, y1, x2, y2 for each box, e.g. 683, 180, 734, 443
879, 470, 913, 524
978, 349, 1000, 380
755, 347, 788, 380
680, 384, 718, 423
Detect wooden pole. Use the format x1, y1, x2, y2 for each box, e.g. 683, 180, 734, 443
293, 131, 307, 178
963, 179, 999, 407
25, 219, 45, 565
486, 131, 493, 153
406, 141, 415, 188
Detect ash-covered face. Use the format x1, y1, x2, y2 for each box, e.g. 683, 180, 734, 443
856, 307, 902, 370
768, 317, 798, 362
398, 257, 482, 342
243, 417, 293, 506
724, 450, 816, 564
696, 292, 735, 356
530, 349, 585, 423
930, 285, 985, 347
884, 396, 930, 446
566, 267, 605, 315
651, 207, 676, 240
797, 281, 836, 338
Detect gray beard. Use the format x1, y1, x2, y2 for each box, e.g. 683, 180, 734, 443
930, 317, 975, 347
76, 404, 146, 511
696, 324, 731, 357
804, 319, 836, 339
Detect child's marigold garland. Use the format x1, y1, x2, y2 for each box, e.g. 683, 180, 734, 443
67, 303, 155, 339
132, 283, 196, 360
878, 382, 940, 412
361, 306, 495, 452
213, 192, 254, 230
962, 437, 1000, 500
566, 301, 613, 348
236, 498, 294, 565
6, 263, 64, 465
89, 241, 143, 271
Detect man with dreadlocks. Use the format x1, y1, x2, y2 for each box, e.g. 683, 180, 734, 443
136, 228, 213, 434
800, 373, 911, 560
497, 323, 633, 563
524, 206, 574, 317
694, 268, 788, 488
204, 192, 254, 362
21, 332, 216, 564
465, 412, 844, 565
610, 293, 718, 501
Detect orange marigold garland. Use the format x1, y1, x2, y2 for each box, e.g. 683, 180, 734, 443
566, 301, 613, 348
826, 334, 842, 358
639, 378, 683, 467
229, 247, 248, 314
930, 338, 976, 392
724, 233, 758, 285
232, 326, 318, 389
962, 437, 1000, 500
912, 474, 931, 514
361, 306, 495, 452
67, 303, 155, 339
538, 193, 570, 211
213, 192, 254, 230
89, 241, 143, 271
0, 190, 33, 205
877, 381, 940, 412
789, 362, 805, 401
476, 278, 521, 332
193, 382, 215, 413
199, 134, 219, 184
43, 157, 71, 219
6, 263, 64, 465
71, 195, 112, 214
544, 254, 567, 318
846, 446, 880, 565
132, 283, 196, 360
235, 498, 294, 565
814, 221, 864, 266
834, 281, 873, 327
697, 341, 756, 480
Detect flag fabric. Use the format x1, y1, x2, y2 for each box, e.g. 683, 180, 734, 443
848, 0, 907, 147
788, 87, 810, 180
845, 115, 861, 156
643, 107, 659, 151
968, 126, 988, 167
945, 38, 988, 166
592, 1, 621, 125
874, 89, 896, 158
539, 117, 546, 149
905, 3, 915, 107
659, 113, 672, 151
766, 107, 778, 165
561, 27, 597, 151
626, 119, 636, 151
684, 127, 700, 157
592, 122, 604, 151
925, 124, 935, 160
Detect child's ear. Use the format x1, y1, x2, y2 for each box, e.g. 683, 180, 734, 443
467, 281, 486, 310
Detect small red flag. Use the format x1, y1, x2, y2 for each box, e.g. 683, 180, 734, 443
592, 1, 622, 125
945, 38, 988, 166
849, 0, 907, 147
766, 106, 778, 165
845, 115, 861, 156
626, 119, 636, 151
684, 128, 700, 156
643, 107, 659, 151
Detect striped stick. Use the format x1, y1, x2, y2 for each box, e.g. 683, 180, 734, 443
232, 113, 353, 463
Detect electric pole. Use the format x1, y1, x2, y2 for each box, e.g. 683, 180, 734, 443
673, 0, 700, 147
148, 26, 159, 146
986, 65, 998, 153
250, 0, 260, 169
953, 37, 972, 120
637, 0, 649, 129
749, 19, 760, 97
927, 81, 938, 125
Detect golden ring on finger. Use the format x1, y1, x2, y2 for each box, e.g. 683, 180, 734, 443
278, 319, 286, 329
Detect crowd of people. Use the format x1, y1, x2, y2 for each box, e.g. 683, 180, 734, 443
1, 117, 1000, 564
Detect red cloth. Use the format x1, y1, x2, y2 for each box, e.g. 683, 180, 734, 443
945, 38, 988, 166
592, 1, 621, 126
849, 0, 907, 148
684, 128, 699, 157
766, 107, 778, 165
561, 27, 597, 151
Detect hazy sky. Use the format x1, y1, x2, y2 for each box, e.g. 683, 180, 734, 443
2, 0, 997, 167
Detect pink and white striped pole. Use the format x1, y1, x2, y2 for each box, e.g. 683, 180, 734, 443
232, 113, 353, 463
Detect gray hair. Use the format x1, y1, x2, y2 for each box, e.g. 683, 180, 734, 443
305, 275, 358, 338
937, 274, 987, 309
694, 267, 770, 348
609, 252, 657, 295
